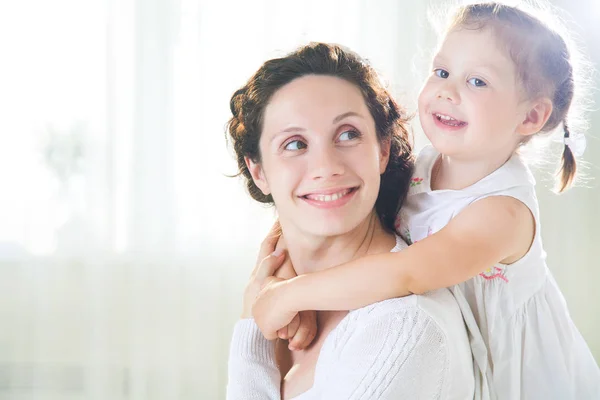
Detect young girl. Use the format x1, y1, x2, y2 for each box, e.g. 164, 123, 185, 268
252, 3, 600, 399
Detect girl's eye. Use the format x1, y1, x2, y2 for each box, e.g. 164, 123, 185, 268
468, 77, 487, 87
284, 139, 307, 151
434, 69, 449, 79
338, 129, 360, 141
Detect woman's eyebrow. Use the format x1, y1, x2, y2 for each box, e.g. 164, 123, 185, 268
269, 111, 364, 143
280, 127, 305, 133
269, 126, 305, 144
333, 111, 363, 124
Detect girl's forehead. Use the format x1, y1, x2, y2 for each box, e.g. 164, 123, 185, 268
441, 28, 503, 54
436, 28, 515, 71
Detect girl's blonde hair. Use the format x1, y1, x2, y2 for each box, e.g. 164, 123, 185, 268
444, 2, 591, 192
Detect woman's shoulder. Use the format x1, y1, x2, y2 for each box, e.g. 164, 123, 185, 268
338, 295, 449, 364
316, 290, 473, 399
346, 237, 467, 338
353, 289, 461, 323
413, 289, 469, 337
349, 290, 467, 350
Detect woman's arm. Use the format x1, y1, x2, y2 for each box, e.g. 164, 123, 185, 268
227, 225, 284, 399
227, 221, 318, 398
226, 319, 281, 400
253, 196, 534, 338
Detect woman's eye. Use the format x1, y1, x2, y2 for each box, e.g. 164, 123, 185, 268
468, 77, 487, 87
284, 140, 307, 151
434, 69, 449, 79
338, 130, 360, 141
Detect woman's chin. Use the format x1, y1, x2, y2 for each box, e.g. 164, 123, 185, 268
296, 213, 368, 239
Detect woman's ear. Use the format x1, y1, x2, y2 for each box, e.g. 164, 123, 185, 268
379, 139, 392, 174
245, 156, 271, 195
517, 98, 553, 137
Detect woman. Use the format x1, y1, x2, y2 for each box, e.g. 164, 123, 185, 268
226, 43, 474, 399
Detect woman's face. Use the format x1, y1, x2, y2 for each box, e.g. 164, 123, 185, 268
246, 75, 390, 239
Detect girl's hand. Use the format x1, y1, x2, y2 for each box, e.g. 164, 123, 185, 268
272, 236, 317, 350
249, 221, 318, 347
241, 223, 286, 319
278, 310, 317, 351
253, 276, 299, 340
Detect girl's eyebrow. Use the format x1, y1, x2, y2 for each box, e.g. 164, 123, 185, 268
469, 63, 504, 81
432, 54, 448, 65
432, 55, 503, 79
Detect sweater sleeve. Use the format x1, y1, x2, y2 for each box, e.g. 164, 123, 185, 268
226, 319, 281, 400
309, 307, 449, 399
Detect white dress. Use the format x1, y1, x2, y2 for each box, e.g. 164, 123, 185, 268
227, 237, 475, 399
396, 145, 600, 400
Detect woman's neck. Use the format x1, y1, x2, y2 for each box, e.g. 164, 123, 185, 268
280, 212, 396, 275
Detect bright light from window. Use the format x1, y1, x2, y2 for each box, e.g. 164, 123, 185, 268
0, 0, 105, 256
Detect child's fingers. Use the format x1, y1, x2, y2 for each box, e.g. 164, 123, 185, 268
275, 229, 287, 251
273, 256, 296, 280
277, 327, 288, 340
255, 250, 286, 281
277, 313, 299, 340
286, 313, 300, 338
252, 221, 282, 276
289, 311, 317, 351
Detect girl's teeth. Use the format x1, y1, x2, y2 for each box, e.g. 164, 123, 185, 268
435, 113, 465, 127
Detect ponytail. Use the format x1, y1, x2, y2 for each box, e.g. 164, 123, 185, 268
556, 121, 577, 193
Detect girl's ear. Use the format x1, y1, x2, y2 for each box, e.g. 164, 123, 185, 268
517, 98, 553, 136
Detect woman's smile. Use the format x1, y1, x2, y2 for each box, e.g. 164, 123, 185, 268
299, 186, 359, 209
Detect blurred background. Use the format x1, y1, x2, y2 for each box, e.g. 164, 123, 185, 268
0, 0, 598, 398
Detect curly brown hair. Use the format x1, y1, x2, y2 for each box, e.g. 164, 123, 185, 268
226, 42, 414, 232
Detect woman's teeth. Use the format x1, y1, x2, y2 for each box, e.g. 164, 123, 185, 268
306, 189, 351, 202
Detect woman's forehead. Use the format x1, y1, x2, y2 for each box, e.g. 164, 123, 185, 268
262, 75, 371, 130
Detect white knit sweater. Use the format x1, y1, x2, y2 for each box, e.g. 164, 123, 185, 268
227, 288, 475, 399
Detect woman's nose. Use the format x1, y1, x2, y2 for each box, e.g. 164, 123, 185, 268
309, 145, 345, 180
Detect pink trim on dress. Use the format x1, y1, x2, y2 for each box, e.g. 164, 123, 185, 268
479, 266, 509, 282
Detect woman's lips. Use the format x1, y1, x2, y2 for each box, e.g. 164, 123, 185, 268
300, 187, 358, 209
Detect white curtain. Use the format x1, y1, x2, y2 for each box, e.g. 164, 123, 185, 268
0, 0, 598, 398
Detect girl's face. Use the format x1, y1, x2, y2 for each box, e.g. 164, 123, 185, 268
418, 27, 532, 162
246, 75, 390, 239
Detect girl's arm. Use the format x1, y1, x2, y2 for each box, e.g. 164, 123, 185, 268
293, 196, 534, 310
253, 196, 534, 337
